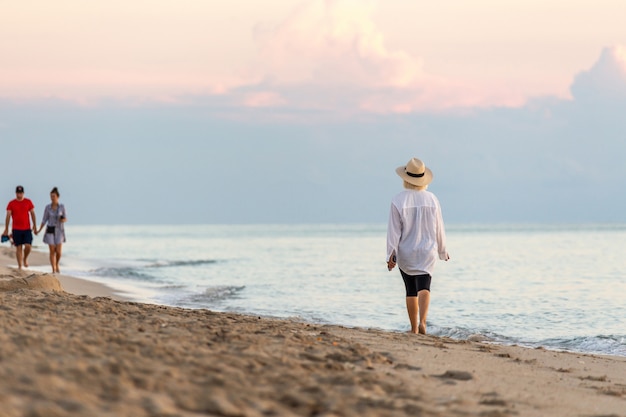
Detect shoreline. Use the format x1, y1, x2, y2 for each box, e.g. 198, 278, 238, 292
1, 246, 626, 415
1, 246, 128, 300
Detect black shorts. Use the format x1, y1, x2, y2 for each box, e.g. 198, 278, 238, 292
400, 269, 432, 297
12, 229, 33, 246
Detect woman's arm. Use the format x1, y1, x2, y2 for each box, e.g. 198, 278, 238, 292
386, 203, 402, 270
37, 206, 50, 234
60, 204, 67, 223
435, 201, 449, 261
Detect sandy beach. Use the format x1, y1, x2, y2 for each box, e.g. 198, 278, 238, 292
0, 246, 625, 416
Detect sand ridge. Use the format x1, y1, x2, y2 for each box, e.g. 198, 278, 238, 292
0, 246, 125, 299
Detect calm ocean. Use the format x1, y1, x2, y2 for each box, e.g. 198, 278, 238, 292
33, 223, 626, 357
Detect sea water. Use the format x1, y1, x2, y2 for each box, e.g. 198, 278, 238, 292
33, 223, 626, 357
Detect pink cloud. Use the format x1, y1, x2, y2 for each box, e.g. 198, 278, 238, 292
242, 91, 287, 107
8, 0, 616, 115
248, 0, 525, 113
256, 0, 423, 89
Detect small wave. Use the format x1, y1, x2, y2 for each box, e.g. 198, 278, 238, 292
188, 285, 246, 303
145, 259, 218, 268
432, 325, 626, 357
90, 266, 155, 281
89, 259, 218, 282
430, 325, 512, 343
540, 335, 626, 357
160, 284, 187, 290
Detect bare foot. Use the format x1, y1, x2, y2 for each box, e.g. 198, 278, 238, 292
418, 324, 427, 334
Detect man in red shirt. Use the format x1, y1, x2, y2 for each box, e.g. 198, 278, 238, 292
3, 185, 37, 269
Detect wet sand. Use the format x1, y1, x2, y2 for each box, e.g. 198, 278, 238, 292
1, 246, 625, 416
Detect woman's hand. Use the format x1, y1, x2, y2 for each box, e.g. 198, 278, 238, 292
387, 254, 396, 271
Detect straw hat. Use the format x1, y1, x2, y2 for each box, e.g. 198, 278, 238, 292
395, 157, 433, 187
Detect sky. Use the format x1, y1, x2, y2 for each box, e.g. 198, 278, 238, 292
2, 0, 626, 225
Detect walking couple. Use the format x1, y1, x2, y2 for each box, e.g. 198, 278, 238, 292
2, 185, 67, 273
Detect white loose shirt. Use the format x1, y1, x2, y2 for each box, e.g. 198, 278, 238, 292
387, 189, 449, 275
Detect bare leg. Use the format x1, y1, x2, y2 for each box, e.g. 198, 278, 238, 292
405, 296, 419, 334
23, 244, 31, 267
48, 245, 57, 273
418, 289, 431, 334
16, 245, 24, 269
55, 244, 62, 273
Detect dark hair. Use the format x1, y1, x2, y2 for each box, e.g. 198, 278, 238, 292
51, 187, 60, 197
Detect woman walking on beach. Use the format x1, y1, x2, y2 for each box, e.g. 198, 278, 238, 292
387, 157, 449, 334
36, 187, 67, 274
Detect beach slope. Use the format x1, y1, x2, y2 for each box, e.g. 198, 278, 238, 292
0, 248, 625, 416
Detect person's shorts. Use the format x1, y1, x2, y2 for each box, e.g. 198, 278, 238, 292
12, 229, 33, 246
400, 269, 432, 297
43, 229, 65, 246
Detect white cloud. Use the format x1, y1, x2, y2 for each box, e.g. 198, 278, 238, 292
570, 45, 626, 102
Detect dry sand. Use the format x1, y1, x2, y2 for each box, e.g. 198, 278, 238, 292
1, 246, 625, 416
